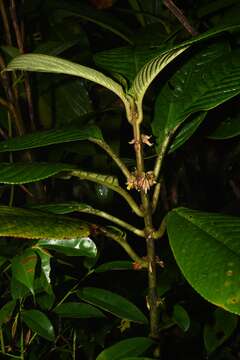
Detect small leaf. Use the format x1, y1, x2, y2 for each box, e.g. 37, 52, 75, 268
0, 126, 103, 153
37, 237, 97, 258
95, 261, 133, 273
167, 207, 240, 314
204, 308, 238, 354
172, 304, 190, 332
22, 309, 55, 341
0, 300, 16, 326
34, 248, 52, 289
96, 337, 154, 360
11, 249, 37, 295
54, 302, 105, 318
78, 287, 148, 324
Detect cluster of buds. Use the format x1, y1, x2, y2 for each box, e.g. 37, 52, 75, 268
129, 134, 153, 148
126, 170, 156, 194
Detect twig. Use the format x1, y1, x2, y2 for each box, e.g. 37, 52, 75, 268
163, 0, 198, 36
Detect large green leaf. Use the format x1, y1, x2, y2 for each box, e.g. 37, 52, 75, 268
22, 309, 55, 341
96, 337, 154, 360
0, 126, 102, 152
0, 206, 89, 240
11, 249, 37, 295
77, 287, 148, 324
0, 162, 76, 184
167, 207, 240, 314
37, 238, 97, 257
0, 300, 16, 326
129, 46, 188, 122
6, 54, 129, 112
54, 302, 105, 318
152, 42, 232, 150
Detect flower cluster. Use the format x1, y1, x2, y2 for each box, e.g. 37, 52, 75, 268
126, 171, 156, 193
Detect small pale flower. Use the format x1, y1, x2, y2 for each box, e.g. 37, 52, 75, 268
141, 134, 153, 147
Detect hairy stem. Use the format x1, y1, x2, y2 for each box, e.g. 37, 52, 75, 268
74, 205, 145, 237
71, 170, 143, 217
91, 138, 131, 179
98, 226, 147, 268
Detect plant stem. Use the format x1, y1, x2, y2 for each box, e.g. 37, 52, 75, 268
91, 138, 131, 179
75, 206, 145, 237
71, 170, 143, 217
98, 226, 148, 268
0, 328, 5, 354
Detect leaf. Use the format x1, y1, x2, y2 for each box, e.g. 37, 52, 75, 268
37, 237, 97, 258
122, 358, 154, 360
77, 287, 148, 324
96, 337, 154, 360
0, 126, 103, 153
167, 207, 240, 314
129, 46, 188, 121
11, 277, 30, 299
204, 308, 238, 354
208, 115, 240, 139
172, 304, 190, 332
11, 249, 37, 295
0, 162, 76, 184
152, 42, 232, 150
22, 309, 55, 341
95, 261, 133, 273
6, 54, 129, 111
0, 300, 16, 326
54, 302, 105, 318
34, 248, 52, 291
0, 206, 89, 240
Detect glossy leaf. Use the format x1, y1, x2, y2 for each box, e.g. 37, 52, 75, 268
208, 115, 240, 139
77, 287, 148, 324
0, 300, 16, 326
6, 54, 129, 111
11, 249, 37, 295
37, 237, 97, 258
129, 46, 188, 121
22, 309, 55, 341
96, 337, 154, 360
167, 207, 240, 314
95, 261, 133, 273
11, 277, 30, 299
152, 43, 231, 150
54, 302, 105, 318
0, 206, 89, 240
34, 248, 52, 291
0, 162, 76, 184
172, 304, 190, 332
204, 308, 238, 354
0, 126, 103, 153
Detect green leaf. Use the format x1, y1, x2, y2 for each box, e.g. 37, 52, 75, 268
0, 162, 76, 184
11, 277, 30, 299
6, 54, 129, 111
54, 302, 105, 318
11, 249, 37, 295
208, 115, 240, 139
96, 337, 154, 360
204, 308, 238, 354
0, 300, 16, 326
37, 237, 97, 258
0, 206, 89, 240
0, 126, 103, 153
36, 291, 55, 311
129, 46, 188, 122
34, 248, 52, 291
22, 309, 55, 341
167, 207, 240, 314
77, 287, 148, 324
152, 43, 231, 150
172, 304, 190, 332
122, 358, 154, 360
95, 261, 133, 273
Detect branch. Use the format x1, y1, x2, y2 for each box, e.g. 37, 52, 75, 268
98, 225, 147, 268
163, 0, 198, 36
70, 170, 143, 217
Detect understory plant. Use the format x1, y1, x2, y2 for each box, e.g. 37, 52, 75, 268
1, 1, 240, 359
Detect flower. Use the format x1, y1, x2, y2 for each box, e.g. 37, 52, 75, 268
126, 171, 156, 193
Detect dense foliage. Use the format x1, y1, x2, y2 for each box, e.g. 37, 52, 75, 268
1, 0, 240, 359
